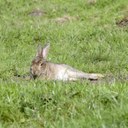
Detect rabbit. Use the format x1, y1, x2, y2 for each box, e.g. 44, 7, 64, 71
30, 43, 104, 81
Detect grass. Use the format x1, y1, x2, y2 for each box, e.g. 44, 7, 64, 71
0, 0, 128, 127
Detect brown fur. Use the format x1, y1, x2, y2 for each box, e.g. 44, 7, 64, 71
30, 44, 104, 81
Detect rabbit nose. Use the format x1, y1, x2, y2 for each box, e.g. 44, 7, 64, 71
32, 70, 38, 76
30, 69, 37, 79
30, 68, 35, 75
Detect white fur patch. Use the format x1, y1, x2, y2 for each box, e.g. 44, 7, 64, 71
55, 68, 69, 81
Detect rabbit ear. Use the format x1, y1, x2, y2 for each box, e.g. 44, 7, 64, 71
36, 44, 43, 57
42, 43, 50, 59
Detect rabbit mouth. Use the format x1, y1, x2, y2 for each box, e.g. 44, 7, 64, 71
33, 75, 38, 79
30, 74, 38, 80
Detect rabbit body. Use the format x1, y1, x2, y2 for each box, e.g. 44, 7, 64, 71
30, 44, 104, 81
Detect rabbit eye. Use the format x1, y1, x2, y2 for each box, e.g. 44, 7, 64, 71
41, 63, 44, 66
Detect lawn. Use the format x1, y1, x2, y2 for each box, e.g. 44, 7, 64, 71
0, 0, 128, 127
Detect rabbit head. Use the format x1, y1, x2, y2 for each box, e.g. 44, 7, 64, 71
30, 43, 50, 79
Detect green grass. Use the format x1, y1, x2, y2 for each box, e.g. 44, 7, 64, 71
0, 0, 128, 127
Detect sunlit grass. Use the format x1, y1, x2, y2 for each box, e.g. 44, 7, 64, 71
0, 0, 128, 127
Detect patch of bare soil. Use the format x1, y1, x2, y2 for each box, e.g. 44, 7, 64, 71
116, 16, 128, 27
54, 15, 78, 24
87, 0, 97, 5
28, 9, 46, 17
